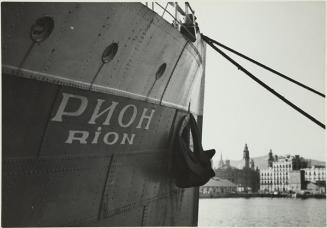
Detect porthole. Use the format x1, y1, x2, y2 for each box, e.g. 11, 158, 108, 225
155, 63, 167, 80
102, 42, 119, 63
31, 16, 55, 43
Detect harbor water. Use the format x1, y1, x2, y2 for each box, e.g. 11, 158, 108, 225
198, 198, 326, 227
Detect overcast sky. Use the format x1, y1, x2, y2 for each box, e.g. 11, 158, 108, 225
189, 1, 325, 164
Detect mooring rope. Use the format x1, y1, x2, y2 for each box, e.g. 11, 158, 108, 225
202, 35, 325, 129
201, 34, 325, 98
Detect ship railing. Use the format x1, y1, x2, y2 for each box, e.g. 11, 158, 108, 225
144, 2, 198, 41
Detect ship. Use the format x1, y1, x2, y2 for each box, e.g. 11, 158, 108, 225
2, 2, 215, 226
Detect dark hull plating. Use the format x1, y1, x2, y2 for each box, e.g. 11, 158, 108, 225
2, 2, 206, 226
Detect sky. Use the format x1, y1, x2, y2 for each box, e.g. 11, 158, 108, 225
189, 1, 325, 163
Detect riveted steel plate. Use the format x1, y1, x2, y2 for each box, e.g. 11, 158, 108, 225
99, 152, 169, 217
162, 40, 206, 113
85, 205, 144, 227
2, 156, 111, 226
2, 74, 58, 158
93, 6, 186, 100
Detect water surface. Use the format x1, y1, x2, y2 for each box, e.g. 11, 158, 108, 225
198, 198, 326, 227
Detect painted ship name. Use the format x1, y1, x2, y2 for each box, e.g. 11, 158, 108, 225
51, 92, 156, 145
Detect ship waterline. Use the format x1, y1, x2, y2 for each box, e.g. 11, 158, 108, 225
2, 2, 206, 226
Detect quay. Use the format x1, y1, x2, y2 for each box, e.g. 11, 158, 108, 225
200, 192, 326, 199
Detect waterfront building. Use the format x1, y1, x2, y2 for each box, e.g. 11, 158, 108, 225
199, 177, 237, 196
260, 151, 307, 192
215, 144, 260, 192
306, 181, 326, 194
302, 165, 326, 183
260, 168, 273, 192
301, 165, 326, 194
288, 170, 305, 193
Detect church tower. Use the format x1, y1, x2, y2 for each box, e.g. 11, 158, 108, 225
243, 144, 250, 169
218, 152, 224, 168
250, 159, 255, 170
268, 149, 274, 168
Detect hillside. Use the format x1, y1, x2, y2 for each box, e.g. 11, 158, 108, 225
306, 159, 326, 167
229, 155, 325, 170
229, 155, 269, 170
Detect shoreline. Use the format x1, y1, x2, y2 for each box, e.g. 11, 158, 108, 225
200, 193, 326, 199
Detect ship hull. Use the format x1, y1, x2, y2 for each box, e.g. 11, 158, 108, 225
2, 2, 206, 226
